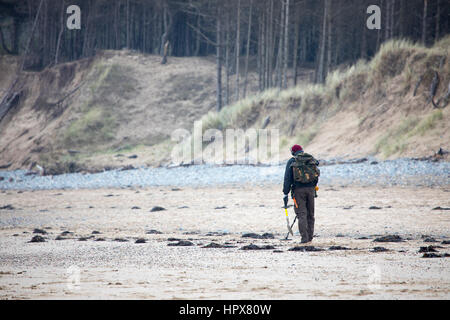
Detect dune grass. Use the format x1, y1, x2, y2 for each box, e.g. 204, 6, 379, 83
201, 36, 449, 156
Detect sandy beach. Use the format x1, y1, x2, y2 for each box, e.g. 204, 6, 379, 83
0, 184, 449, 299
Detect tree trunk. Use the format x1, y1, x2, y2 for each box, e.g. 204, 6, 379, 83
194, 13, 201, 56
292, 2, 300, 86
276, 0, 285, 89
243, 0, 253, 98
267, 0, 274, 88
376, 0, 383, 51
225, 10, 230, 106
216, 5, 223, 112
283, 0, 289, 89
326, 1, 332, 77
316, 0, 328, 84
258, 7, 263, 91
55, 0, 65, 65
422, 0, 428, 45
235, 0, 241, 101
435, 0, 440, 42
390, 0, 396, 39
126, 0, 130, 48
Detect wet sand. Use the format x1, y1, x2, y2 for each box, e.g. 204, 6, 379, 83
0, 185, 449, 299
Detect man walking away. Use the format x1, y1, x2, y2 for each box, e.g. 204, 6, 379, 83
283, 145, 320, 243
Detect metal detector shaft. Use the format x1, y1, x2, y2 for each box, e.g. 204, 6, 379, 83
285, 216, 297, 240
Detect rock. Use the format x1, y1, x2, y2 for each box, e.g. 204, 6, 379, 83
242, 233, 260, 239
336, 234, 345, 238
370, 161, 378, 165
214, 206, 227, 209
441, 240, 450, 245
423, 237, 438, 243
343, 206, 353, 210
0, 176, 4, 181
184, 231, 200, 235
95, 238, 106, 241
150, 206, 166, 212
0, 204, 15, 210
135, 238, 146, 244
78, 237, 88, 241
202, 242, 224, 248
205, 231, 228, 237
356, 236, 369, 240
114, 238, 128, 242
171, 188, 181, 191
369, 206, 382, 210
128, 154, 138, 159
418, 246, 439, 253
167, 238, 181, 241
288, 246, 323, 252
241, 244, 276, 250
242, 233, 275, 239
422, 253, 450, 258
146, 229, 162, 234
371, 247, 389, 252
0, 163, 12, 169
432, 206, 450, 210
273, 250, 283, 253
167, 240, 194, 247
120, 165, 135, 171
373, 235, 403, 242
202, 242, 236, 248
328, 246, 351, 251
131, 206, 141, 210
178, 206, 189, 209
29, 235, 45, 243
91, 231, 101, 234
55, 235, 67, 240
61, 231, 73, 235
261, 116, 271, 129
33, 228, 47, 234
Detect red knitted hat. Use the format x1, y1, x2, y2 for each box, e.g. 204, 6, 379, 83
291, 144, 303, 154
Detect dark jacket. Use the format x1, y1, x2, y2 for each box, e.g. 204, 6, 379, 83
283, 152, 319, 195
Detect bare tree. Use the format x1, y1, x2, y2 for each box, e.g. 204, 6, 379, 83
216, 3, 223, 111
316, 0, 329, 84
422, 0, 428, 45
235, 0, 241, 101
243, 0, 253, 98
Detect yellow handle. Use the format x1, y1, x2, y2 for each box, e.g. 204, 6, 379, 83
315, 186, 319, 191
285, 208, 288, 217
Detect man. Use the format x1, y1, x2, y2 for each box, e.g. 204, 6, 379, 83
283, 144, 320, 243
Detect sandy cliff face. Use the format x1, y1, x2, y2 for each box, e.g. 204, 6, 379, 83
0, 38, 449, 173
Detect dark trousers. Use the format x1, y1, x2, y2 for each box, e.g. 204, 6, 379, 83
293, 187, 315, 242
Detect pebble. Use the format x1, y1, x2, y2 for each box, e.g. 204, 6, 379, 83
29, 235, 45, 243
0, 159, 448, 190
167, 240, 194, 247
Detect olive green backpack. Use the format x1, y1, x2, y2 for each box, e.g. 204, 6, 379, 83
290, 152, 320, 184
